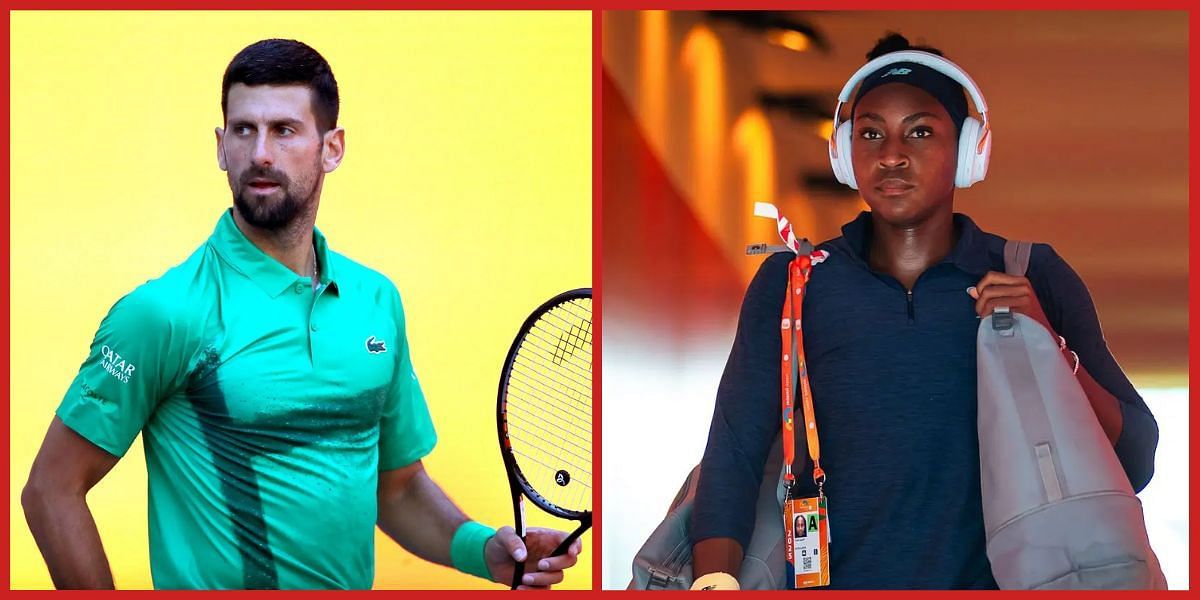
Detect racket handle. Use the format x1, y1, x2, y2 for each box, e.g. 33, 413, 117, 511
511, 548, 526, 590
510, 517, 590, 589
550, 528, 585, 557
510, 492, 526, 590
512, 526, 584, 589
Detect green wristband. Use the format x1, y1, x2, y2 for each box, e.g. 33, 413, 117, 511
450, 521, 497, 580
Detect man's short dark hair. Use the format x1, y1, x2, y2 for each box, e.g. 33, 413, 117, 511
221, 39, 339, 133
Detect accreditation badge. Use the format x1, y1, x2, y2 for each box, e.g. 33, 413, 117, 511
784, 494, 830, 589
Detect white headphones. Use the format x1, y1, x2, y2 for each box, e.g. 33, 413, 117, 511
828, 50, 992, 190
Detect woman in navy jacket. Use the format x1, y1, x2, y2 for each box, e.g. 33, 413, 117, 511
689, 33, 1159, 590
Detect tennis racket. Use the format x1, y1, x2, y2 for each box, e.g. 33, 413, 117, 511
496, 288, 593, 589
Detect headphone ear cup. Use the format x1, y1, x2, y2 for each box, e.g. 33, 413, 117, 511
975, 122, 992, 184
956, 117, 988, 188
829, 119, 858, 189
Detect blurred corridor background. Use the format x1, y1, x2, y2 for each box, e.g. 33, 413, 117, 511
600, 10, 1189, 589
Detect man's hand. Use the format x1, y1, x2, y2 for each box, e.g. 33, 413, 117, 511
968, 271, 1055, 334
376, 465, 584, 588
485, 526, 582, 590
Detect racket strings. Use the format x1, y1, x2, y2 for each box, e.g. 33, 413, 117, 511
507, 368, 590, 475
520, 329, 593, 385
506, 370, 591, 421
540, 308, 593, 358
505, 371, 592, 476
504, 298, 593, 514
510, 355, 590, 414
505, 395, 590, 449
505, 410, 592, 469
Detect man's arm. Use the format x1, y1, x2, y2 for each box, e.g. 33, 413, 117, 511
376, 460, 581, 589
22, 417, 121, 589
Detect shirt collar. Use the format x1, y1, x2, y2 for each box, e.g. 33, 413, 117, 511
837, 210, 995, 276
208, 208, 341, 298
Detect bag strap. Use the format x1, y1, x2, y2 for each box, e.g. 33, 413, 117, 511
1003, 239, 1033, 276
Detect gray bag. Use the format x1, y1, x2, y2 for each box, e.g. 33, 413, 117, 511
628, 239, 1166, 591
978, 240, 1167, 590
627, 436, 789, 590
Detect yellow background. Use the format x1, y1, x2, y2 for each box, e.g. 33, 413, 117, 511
9, 11, 592, 590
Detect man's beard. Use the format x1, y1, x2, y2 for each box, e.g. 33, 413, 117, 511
232, 166, 319, 231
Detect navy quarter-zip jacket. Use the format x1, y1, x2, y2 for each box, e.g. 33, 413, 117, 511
691, 211, 1159, 590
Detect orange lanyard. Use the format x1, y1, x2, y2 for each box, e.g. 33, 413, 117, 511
781, 254, 826, 492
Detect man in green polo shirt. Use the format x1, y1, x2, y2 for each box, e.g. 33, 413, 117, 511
20, 38, 582, 590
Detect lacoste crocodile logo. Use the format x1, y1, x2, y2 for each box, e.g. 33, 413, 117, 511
366, 336, 387, 354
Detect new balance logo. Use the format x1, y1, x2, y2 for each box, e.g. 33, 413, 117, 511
881, 67, 912, 78
366, 336, 387, 354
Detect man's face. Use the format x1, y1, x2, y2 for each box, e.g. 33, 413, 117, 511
850, 82, 959, 226
218, 83, 332, 230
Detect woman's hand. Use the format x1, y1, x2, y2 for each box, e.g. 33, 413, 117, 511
968, 271, 1055, 335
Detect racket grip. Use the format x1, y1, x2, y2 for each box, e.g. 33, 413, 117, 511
512, 528, 583, 589
550, 528, 585, 557
511, 552, 526, 590
509, 487, 526, 589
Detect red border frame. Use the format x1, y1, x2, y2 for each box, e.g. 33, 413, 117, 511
590, 8, 604, 594
3, 6, 11, 594
4, 4, 1197, 596
1188, 9, 1197, 593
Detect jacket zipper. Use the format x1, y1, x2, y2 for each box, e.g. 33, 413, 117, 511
906, 289, 915, 324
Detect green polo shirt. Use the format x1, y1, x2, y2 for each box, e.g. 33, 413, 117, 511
57, 209, 437, 589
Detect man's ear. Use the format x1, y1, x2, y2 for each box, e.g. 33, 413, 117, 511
321, 128, 346, 174
215, 127, 228, 172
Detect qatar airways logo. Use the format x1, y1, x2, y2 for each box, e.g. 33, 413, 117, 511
100, 345, 136, 384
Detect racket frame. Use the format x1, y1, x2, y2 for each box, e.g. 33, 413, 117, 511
496, 287, 593, 589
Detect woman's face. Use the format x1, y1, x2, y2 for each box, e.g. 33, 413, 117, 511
850, 82, 960, 227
